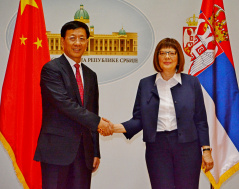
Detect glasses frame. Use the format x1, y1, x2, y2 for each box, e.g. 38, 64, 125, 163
67, 36, 88, 44
158, 51, 177, 57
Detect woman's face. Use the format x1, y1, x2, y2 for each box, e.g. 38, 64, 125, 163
158, 47, 178, 73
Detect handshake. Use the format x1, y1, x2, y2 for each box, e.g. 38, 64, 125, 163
97, 117, 126, 136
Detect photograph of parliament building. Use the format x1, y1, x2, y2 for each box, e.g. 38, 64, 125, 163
47, 4, 138, 56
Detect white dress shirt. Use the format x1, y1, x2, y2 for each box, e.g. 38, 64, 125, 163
64, 54, 84, 87
155, 73, 182, 131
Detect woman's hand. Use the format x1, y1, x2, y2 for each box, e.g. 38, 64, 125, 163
202, 147, 214, 172
113, 123, 126, 133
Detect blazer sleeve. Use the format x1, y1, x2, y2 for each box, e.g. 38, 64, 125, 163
194, 77, 210, 146
40, 62, 101, 132
122, 81, 143, 139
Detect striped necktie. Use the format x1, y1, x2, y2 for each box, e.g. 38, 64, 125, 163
74, 63, 84, 105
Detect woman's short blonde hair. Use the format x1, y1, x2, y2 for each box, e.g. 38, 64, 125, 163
153, 38, 185, 73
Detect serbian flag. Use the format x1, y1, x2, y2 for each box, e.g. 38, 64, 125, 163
0, 0, 50, 188
189, 0, 239, 188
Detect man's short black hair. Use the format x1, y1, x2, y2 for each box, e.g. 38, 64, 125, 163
61, 21, 90, 39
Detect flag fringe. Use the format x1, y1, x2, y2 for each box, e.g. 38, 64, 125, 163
203, 162, 239, 189
0, 132, 29, 189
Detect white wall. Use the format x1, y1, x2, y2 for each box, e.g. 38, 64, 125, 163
0, 0, 239, 188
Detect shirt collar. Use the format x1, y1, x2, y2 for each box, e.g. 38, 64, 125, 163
64, 53, 82, 68
155, 72, 182, 85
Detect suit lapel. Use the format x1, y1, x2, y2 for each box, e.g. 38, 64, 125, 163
81, 64, 89, 107
58, 55, 83, 106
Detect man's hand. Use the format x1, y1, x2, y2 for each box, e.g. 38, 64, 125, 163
92, 157, 100, 173
97, 118, 113, 136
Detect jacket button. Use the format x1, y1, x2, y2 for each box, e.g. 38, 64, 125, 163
174, 101, 177, 103
178, 133, 182, 136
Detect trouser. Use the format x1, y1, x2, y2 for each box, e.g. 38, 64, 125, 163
146, 130, 202, 189
41, 143, 92, 189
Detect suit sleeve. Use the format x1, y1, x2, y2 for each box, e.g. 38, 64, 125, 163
91, 73, 100, 158
122, 81, 143, 139
194, 77, 210, 146
40, 63, 101, 132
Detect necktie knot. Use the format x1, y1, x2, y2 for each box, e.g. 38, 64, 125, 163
74, 63, 80, 69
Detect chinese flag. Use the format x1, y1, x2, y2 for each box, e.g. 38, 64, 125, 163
0, 0, 50, 188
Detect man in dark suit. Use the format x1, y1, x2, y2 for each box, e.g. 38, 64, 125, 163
34, 21, 112, 189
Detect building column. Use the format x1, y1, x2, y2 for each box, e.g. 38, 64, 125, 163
112, 39, 114, 52
48, 38, 51, 51
58, 38, 61, 51
124, 39, 126, 52
88, 37, 90, 53
102, 39, 105, 51
118, 39, 120, 51
53, 38, 56, 51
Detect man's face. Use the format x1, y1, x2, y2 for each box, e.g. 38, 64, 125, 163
61, 27, 88, 63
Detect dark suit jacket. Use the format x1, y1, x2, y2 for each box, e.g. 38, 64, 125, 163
123, 73, 210, 147
34, 55, 101, 170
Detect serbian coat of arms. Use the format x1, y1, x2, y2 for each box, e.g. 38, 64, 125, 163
183, 14, 198, 57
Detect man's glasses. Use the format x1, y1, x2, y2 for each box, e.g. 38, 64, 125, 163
67, 36, 87, 44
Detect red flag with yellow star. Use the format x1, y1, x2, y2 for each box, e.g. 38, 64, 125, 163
0, 0, 50, 188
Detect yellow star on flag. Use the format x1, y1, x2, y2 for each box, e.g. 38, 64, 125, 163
21, 0, 38, 15
34, 38, 42, 49
20, 35, 27, 45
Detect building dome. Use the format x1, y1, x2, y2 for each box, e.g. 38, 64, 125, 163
119, 27, 126, 35
74, 4, 89, 23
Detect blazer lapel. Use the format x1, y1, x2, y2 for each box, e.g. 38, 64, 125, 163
147, 74, 159, 103
58, 55, 83, 106
151, 85, 159, 97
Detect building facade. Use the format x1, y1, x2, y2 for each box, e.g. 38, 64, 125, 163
47, 4, 138, 56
